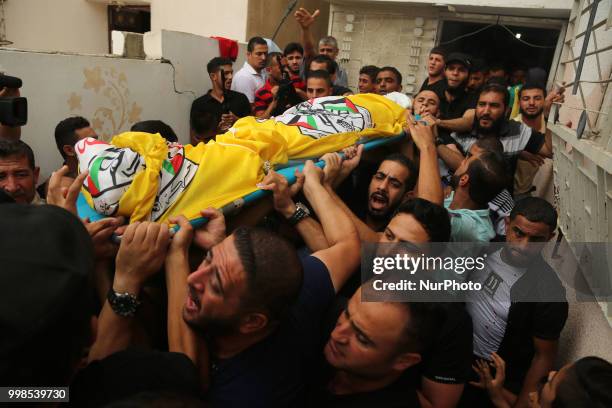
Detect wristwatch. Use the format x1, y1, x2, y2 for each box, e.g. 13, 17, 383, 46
107, 288, 141, 317
287, 202, 311, 226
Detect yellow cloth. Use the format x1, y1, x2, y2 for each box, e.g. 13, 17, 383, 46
79, 94, 407, 223
217, 93, 407, 162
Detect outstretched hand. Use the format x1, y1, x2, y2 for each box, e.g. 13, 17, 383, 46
294, 7, 320, 29
258, 169, 303, 218
405, 111, 436, 151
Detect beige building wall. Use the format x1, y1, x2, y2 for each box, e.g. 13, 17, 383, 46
150, 0, 249, 41
246, 0, 330, 51
3, 0, 108, 54
329, 2, 440, 94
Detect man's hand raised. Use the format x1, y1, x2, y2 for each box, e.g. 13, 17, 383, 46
258, 169, 304, 218
114, 221, 170, 293
294, 7, 320, 29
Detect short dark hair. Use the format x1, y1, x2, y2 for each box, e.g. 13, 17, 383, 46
247, 36, 267, 52
131, 120, 178, 143
0, 140, 35, 169
394, 198, 451, 242
479, 82, 510, 109
359, 65, 380, 82
378, 66, 403, 85
489, 63, 506, 74
474, 137, 504, 154
306, 69, 332, 88
429, 46, 446, 59
466, 151, 508, 206
233, 227, 303, 322
510, 197, 557, 231
518, 82, 547, 99
470, 58, 487, 74
554, 356, 612, 408
190, 110, 219, 137
265, 52, 282, 68
54, 116, 90, 159
283, 42, 304, 56
207, 57, 233, 74
309, 54, 336, 75
382, 153, 418, 191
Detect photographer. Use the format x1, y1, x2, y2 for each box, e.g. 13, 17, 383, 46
254, 52, 303, 119
0, 71, 27, 142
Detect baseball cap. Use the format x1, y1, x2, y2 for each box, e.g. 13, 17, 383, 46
445, 52, 472, 69
0, 204, 94, 385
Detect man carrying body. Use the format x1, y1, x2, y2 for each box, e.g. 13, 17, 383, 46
54, 116, 97, 178
231, 36, 269, 104
448, 83, 552, 180
191, 57, 251, 143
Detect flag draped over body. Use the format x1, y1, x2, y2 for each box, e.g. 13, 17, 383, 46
76, 94, 408, 223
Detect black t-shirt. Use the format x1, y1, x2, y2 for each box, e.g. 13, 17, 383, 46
439, 90, 477, 120
497, 255, 568, 393
311, 372, 422, 408
206, 255, 336, 407
420, 77, 447, 101
414, 303, 473, 385
190, 90, 251, 128
68, 348, 201, 407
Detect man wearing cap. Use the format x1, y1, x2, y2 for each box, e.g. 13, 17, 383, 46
439, 53, 478, 121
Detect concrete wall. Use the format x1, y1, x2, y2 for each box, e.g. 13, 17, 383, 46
246, 0, 330, 52
3, 0, 108, 54
342, 0, 572, 18
0, 30, 232, 182
150, 0, 249, 41
329, 2, 441, 94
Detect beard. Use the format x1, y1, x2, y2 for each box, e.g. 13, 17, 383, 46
476, 115, 505, 136
519, 106, 544, 120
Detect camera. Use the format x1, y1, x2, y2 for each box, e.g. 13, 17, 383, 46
0, 73, 28, 126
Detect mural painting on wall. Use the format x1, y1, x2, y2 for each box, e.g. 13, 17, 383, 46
67, 66, 143, 141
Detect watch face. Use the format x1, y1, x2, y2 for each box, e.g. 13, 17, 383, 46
109, 291, 139, 317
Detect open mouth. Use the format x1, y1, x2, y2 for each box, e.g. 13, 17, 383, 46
186, 285, 201, 312
370, 192, 388, 209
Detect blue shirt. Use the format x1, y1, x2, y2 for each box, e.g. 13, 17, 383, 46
207, 255, 335, 407
444, 192, 495, 242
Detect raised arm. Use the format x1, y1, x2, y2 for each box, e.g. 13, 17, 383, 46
513, 338, 558, 408
320, 148, 380, 243
89, 222, 170, 362
294, 8, 320, 59
438, 109, 475, 133
258, 169, 329, 252
302, 160, 360, 292
165, 213, 219, 390
407, 112, 444, 205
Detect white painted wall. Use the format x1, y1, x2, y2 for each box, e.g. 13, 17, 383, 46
0, 30, 236, 182
150, 0, 249, 41
3, 0, 108, 54
345, 0, 572, 17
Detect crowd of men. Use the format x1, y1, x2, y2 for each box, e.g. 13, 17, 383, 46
1, 6, 611, 408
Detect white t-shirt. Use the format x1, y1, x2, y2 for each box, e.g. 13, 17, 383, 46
231, 61, 266, 103
467, 249, 526, 358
